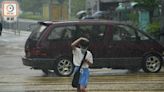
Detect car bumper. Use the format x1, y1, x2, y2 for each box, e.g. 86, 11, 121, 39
163, 56, 164, 64
22, 57, 57, 69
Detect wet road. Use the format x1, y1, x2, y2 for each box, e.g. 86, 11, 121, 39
0, 30, 164, 92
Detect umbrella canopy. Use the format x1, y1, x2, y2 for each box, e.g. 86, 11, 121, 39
76, 10, 87, 16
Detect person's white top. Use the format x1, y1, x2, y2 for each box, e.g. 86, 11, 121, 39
73, 47, 93, 68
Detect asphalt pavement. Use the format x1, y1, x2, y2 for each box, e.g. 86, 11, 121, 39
0, 30, 164, 92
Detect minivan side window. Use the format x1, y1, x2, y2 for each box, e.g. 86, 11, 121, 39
48, 26, 75, 40
137, 31, 149, 40
92, 25, 106, 40
76, 25, 92, 39
76, 25, 106, 41
113, 25, 136, 41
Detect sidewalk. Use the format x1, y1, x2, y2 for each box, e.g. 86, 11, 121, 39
2, 29, 31, 36
0, 29, 31, 43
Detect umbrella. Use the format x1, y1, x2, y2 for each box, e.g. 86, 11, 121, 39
76, 10, 87, 16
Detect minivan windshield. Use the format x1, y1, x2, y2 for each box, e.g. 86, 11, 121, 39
29, 24, 47, 40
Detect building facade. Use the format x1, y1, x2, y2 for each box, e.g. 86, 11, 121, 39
86, 0, 130, 14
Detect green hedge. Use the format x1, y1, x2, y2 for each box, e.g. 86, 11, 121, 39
19, 12, 45, 20
147, 22, 160, 40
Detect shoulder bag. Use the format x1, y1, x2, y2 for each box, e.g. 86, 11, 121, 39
72, 51, 87, 88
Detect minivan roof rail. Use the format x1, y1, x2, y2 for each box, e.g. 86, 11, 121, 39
38, 21, 54, 26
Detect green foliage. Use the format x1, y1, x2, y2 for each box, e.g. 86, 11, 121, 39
18, 0, 86, 20
147, 22, 160, 39
57, 0, 65, 4
134, 0, 160, 23
128, 12, 138, 24
71, 0, 86, 18
19, 12, 44, 20
134, 0, 159, 9
19, 0, 47, 13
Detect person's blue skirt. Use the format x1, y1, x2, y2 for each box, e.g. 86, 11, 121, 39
74, 66, 90, 87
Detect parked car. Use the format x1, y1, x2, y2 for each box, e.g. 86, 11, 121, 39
82, 11, 109, 20
22, 20, 164, 76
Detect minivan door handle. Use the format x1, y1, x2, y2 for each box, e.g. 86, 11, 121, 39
108, 43, 117, 48
108, 44, 113, 48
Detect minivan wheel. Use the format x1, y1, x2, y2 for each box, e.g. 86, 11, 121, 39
143, 55, 162, 73
55, 57, 74, 76
42, 69, 49, 75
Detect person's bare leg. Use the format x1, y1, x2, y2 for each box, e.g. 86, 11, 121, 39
77, 88, 80, 92
77, 86, 81, 92
80, 86, 87, 92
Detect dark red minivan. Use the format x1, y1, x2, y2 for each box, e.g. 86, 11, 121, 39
22, 20, 164, 76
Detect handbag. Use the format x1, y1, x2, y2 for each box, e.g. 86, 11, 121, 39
72, 51, 87, 88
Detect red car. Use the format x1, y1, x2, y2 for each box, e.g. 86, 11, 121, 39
22, 20, 164, 76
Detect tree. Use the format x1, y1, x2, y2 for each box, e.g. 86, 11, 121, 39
134, 0, 160, 23
19, 0, 48, 14
71, 0, 86, 18
160, 0, 164, 43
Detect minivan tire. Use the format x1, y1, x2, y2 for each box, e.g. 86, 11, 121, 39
54, 57, 74, 76
42, 69, 49, 75
142, 54, 162, 73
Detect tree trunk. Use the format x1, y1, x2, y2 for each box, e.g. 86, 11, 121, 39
149, 10, 154, 23
160, 0, 164, 44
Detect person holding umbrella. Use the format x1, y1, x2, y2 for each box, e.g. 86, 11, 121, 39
71, 37, 93, 92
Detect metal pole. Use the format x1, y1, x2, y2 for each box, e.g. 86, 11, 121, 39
17, 17, 20, 36
68, 0, 71, 20
60, 4, 63, 20
49, 0, 53, 20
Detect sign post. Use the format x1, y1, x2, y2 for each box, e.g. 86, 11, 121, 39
1, 1, 20, 35
2, 1, 19, 22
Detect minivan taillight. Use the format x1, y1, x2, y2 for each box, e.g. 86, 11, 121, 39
32, 48, 48, 57
26, 48, 48, 57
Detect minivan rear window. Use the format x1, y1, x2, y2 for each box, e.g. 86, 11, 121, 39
29, 24, 47, 40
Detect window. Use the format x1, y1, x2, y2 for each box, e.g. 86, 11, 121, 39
113, 29, 121, 41
76, 25, 92, 39
113, 25, 136, 41
137, 31, 149, 40
48, 26, 75, 40
29, 24, 47, 40
92, 25, 106, 40
76, 25, 106, 41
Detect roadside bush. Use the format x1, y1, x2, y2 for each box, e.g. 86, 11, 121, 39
20, 12, 44, 20
147, 22, 160, 40
128, 12, 138, 24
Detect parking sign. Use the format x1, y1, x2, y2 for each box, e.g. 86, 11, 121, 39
2, 1, 19, 22
2, 1, 19, 17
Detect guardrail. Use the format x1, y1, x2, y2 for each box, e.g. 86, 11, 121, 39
2, 18, 38, 31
